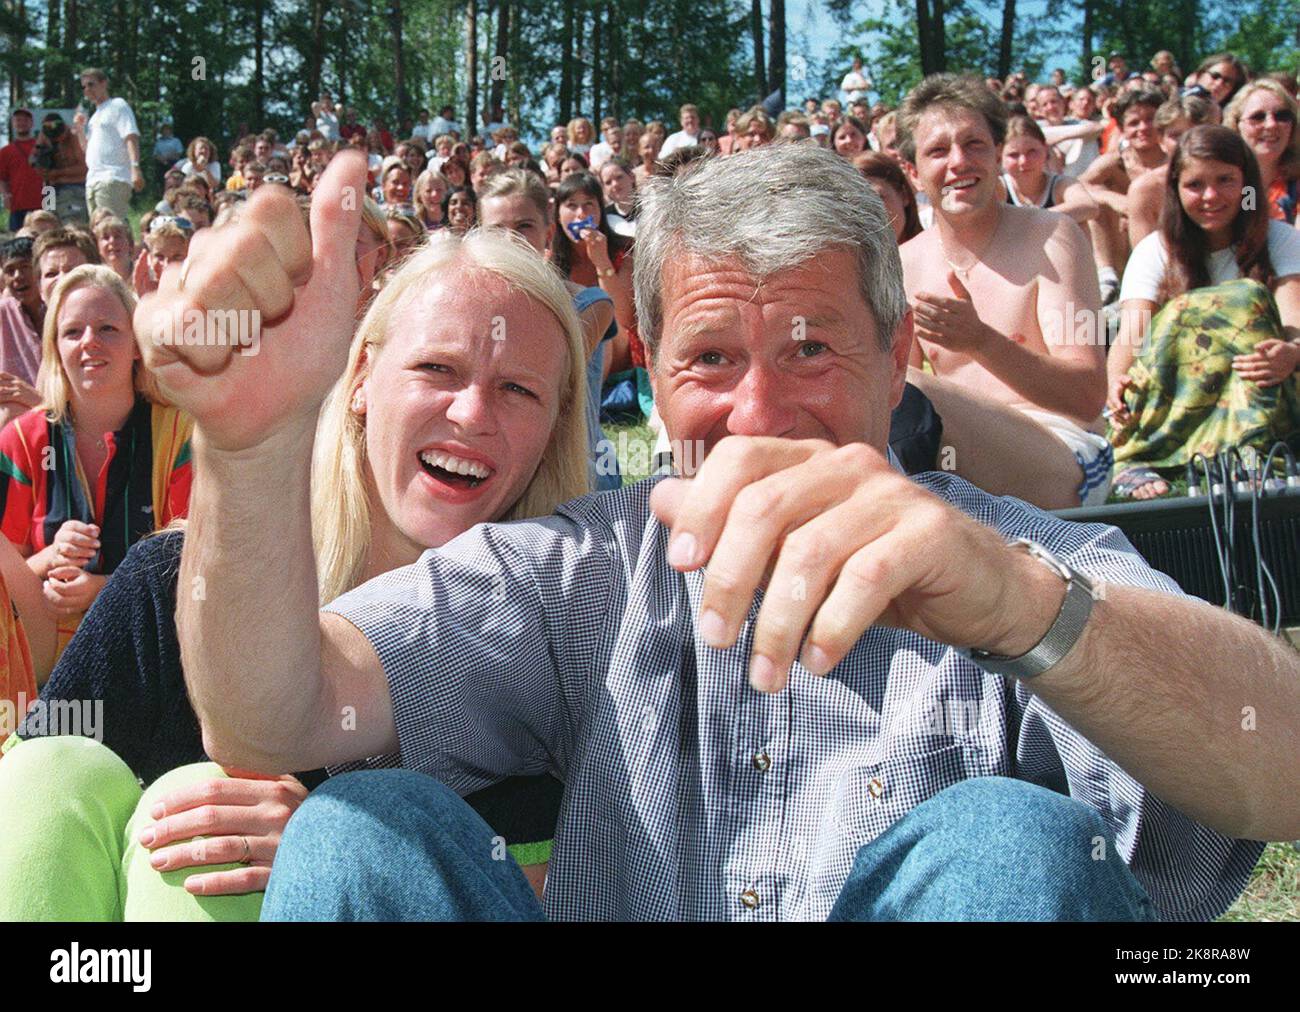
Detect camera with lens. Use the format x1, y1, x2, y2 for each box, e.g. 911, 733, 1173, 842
31, 142, 58, 173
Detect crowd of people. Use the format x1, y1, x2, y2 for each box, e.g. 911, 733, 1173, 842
0, 45, 1295, 924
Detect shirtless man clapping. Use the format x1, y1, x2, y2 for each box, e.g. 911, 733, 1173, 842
897, 74, 1109, 510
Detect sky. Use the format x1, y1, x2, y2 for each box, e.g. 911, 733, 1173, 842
791, 0, 1082, 95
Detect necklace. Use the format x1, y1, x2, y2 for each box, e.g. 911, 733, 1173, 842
938, 204, 1002, 278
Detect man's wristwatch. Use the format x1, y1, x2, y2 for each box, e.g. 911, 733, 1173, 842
966, 538, 1095, 680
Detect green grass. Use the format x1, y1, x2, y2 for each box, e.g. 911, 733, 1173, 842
603, 420, 657, 486
1222, 843, 1300, 922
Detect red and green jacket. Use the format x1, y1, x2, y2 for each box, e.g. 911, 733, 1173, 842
0, 398, 193, 573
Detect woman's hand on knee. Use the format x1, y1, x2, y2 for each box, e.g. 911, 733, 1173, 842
138, 772, 308, 896
1233, 339, 1300, 387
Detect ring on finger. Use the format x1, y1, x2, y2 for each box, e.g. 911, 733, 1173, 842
238, 835, 251, 864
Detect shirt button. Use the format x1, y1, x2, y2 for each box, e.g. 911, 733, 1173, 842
867, 777, 885, 799
739, 888, 760, 910
751, 751, 771, 772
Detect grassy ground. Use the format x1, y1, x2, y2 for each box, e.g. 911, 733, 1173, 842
602, 418, 1298, 923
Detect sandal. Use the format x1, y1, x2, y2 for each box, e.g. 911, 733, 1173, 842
1112, 466, 1170, 500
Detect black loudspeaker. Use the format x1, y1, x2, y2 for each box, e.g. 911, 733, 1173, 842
1054, 488, 1300, 629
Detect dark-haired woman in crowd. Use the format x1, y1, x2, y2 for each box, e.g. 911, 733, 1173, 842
598, 158, 637, 237
440, 152, 469, 190
831, 115, 869, 158
559, 152, 590, 181
1107, 126, 1300, 498
852, 152, 923, 244
1192, 52, 1248, 109
442, 185, 477, 234
552, 172, 639, 398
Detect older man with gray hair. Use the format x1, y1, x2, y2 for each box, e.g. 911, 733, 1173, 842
136, 145, 1297, 922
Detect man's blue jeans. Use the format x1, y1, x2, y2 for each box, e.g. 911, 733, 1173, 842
261, 771, 1156, 921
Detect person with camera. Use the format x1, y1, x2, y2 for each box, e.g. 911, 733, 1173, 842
30, 113, 87, 225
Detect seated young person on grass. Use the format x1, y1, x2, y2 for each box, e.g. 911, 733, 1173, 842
132, 145, 1300, 923
1106, 126, 1300, 500
0, 227, 592, 920
1079, 87, 1168, 304
1126, 95, 1219, 248
0, 265, 191, 684
896, 74, 1110, 510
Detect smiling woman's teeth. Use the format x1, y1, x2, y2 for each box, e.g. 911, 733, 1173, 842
420, 450, 491, 480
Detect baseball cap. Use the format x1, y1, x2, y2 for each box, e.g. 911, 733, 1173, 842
810, 123, 830, 137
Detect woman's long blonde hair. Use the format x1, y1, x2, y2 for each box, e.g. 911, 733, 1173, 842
312, 227, 591, 604
38, 264, 162, 425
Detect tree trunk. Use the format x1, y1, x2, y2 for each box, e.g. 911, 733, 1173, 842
609, 2, 621, 121
932, 0, 946, 73
63, 0, 77, 105
43, 0, 57, 103
1081, 0, 1092, 82
558, 0, 573, 124
592, 3, 602, 124
915, 0, 933, 76
465, 0, 477, 136
253, 0, 265, 125
480, 0, 491, 126
750, 0, 765, 97
997, 0, 1014, 79
336, 1, 348, 106
768, 0, 784, 105
305, 0, 325, 107
490, 0, 509, 117
575, 2, 586, 117
9, 0, 26, 107
389, 0, 407, 122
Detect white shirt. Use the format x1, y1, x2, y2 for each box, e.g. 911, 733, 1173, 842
411, 122, 434, 142
177, 158, 223, 185
85, 96, 140, 187
659, 129, 698, 158
316, 110, 339, 142
841, 70, 871, 101
430, 116, 461, 139
1120, 219, 1300, 304
1042, 119, 1100, 178
588, 141, 617, 169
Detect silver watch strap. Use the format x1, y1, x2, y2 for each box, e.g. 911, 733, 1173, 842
967, 539, 1095, 680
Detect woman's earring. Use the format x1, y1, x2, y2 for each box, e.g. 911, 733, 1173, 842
351, 389, 366, 414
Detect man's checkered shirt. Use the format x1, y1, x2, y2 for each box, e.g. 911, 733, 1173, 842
326, 471, 1265, 921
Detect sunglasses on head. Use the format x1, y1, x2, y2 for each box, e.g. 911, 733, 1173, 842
150, 215, 194, 234
1244, 109, 1295, 125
